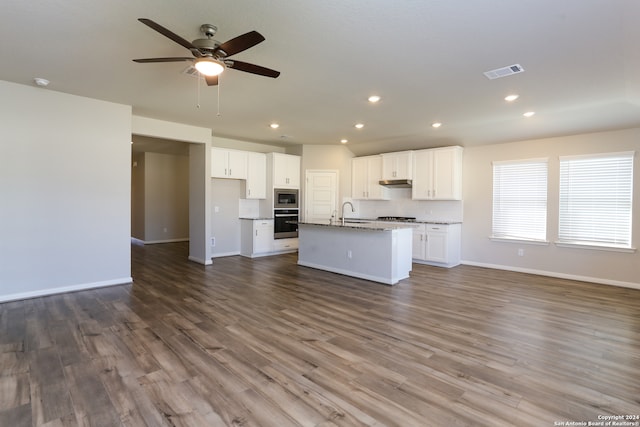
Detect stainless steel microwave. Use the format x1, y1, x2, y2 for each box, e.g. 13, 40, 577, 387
274, 188, 298, 209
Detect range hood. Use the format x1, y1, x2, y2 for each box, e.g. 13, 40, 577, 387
379, 179, 412, 188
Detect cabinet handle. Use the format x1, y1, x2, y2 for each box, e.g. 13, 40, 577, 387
225, 168, 228, 176
229, 168, 232, 175
255, 230, 258, 236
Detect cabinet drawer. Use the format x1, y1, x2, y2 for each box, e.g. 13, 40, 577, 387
273, 238, 298, 251
426, 224, 447, 232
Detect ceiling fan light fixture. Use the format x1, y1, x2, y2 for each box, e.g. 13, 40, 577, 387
194, 58, 225, 76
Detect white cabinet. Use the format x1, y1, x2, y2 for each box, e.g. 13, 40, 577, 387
211, 148, 247, 179
240, 219, 298, 257
273, 238, 298, 252
271, 153, 300, 188
382, 151, 413, 180
412, 146, 463, 200
352, 155, 389, 200
240, 219, 274, 257
246, 152, 266, 199
411, 223, 461, 268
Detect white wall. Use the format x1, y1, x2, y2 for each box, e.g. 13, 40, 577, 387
212, 136, 286, 153
132, 115, 212, 265
210, 179, 243, 257
0, 80, 132, 302
462, 127, 640, 288
301, 145, 354, 212
131, 152, 189, 243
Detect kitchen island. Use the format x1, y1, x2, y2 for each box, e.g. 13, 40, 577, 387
297, 221, 414, 285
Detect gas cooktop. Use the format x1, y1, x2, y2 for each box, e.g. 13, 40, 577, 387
377, 216, 417, 222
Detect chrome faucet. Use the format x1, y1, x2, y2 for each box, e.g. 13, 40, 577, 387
341, 201, 355, 225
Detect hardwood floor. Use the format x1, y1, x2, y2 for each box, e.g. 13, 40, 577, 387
1, 241, 639, 426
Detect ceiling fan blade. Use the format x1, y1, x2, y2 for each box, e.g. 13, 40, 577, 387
216, 31, 265, 57
227, 60, 280, 78
204, 75, 219, 86
138, 18, 196, 51
133, 57, 194, 63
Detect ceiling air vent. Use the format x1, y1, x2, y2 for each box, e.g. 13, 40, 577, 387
483, 64, 524, 80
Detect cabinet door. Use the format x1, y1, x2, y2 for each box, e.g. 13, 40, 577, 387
352, 157, 369, 199
432, 147, 462, 200
254, 220, 274, 253
211, 147, 228, 178
246, 152, 266, 199
366, 156, 389, 200
382, 152, 413, 180
273, 154, 300, 188
286, 155, 301, 188
412, 224, 426, 260
227, 150, 248, 179
394, 152, 413, 180
412, 150, 434, 200
425, 226, 448, 263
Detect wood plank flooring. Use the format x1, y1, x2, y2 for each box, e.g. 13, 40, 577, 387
1, 241, 639, 426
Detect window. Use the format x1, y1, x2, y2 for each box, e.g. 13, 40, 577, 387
559, 151, 634, 249
492, 159, 548, 242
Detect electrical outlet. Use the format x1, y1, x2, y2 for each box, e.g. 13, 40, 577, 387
211, 237, 216, 247
347, 249, 352, 259
518, 248, 524, 256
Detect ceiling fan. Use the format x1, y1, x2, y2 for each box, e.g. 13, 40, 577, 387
133, 18, 280, 86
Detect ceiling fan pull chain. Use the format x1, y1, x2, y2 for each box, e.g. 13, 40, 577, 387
196, 74, 201, 109
217, 76, 221, 117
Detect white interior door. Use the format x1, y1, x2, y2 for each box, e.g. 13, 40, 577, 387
305, 170, 338, 223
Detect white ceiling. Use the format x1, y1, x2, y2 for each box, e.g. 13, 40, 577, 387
2, 0, 640, 156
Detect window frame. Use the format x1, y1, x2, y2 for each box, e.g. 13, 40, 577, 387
556, 151, 635, 252
491, 157, 549, 244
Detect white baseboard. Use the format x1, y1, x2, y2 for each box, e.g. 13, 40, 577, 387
188, 255, 213, 265
461, 260, 640, 291
138, 238, 189, 245
212, 251, 241, 258
0, 277, 133, 303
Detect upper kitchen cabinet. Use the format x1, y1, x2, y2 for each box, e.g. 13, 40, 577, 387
246, 152, 266, 199
211, 147, 248, 179
381, 151, 413, 180
412, 146, 463, 200
271, 153, 300, 188
352, 155, 390, 200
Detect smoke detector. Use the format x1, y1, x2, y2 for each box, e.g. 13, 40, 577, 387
483, 64, 524, 80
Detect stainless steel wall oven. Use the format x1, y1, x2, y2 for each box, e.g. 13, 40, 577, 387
274, 209, 299, 239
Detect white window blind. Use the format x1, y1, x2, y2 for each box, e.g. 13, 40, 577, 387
492, 159, 548, 241
559, 151, 634, 248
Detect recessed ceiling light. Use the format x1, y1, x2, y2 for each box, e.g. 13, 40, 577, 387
340, 139, 348, 144
523, 111, 535, 118
270, 123, 280, 129
431, 122, 442, 128
355, 123, 364, 129
368, 95, 381, 103
504, 94, 519, 102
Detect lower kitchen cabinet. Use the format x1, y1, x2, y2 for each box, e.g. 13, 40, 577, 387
240, 219, 274, 258
240, 219, 298, 258
412, 223, 461, 267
